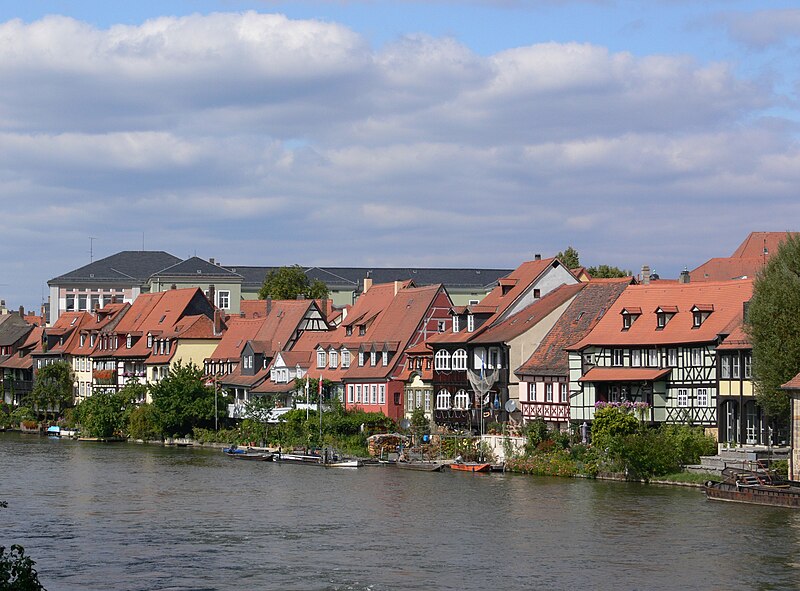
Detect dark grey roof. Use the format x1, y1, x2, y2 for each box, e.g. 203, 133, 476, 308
48, 251, 182, 285
151, 257, 243, 280
0, 315, 34, 346
230, 265, 511, 292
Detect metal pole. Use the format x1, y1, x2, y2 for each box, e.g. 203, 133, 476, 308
306, 378, 309, 421
214, 376, 218, 431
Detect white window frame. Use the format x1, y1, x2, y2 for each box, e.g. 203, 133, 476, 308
217, 290, 231, 310
341, 349, 351, 368
560, 383, 568, 403
329, 350, 338, 368
697, 388, 709, 407
453, 389, 470, 410
668, 348, 677, 367
434, 350, 451, 371
371, 384, 377, 404
545, 383, 553, 402
677, 388, 689, 407
436, 389, 452, 410
612, 349, 624, 366
355, 385, 361, 403
379, 384, 385, 405
721, 355, 731, 379
631, 349, 641, 367
453, 316, 460, 333
731, 356, 740, 379
452, 349, 467, 371
382, 351, 388, 366
691, 348, 702, 367
744, 353, 752, 379
424, 390, 431, 411
370, 351, 377, 366
648, 349, 659, 367
317, 350, 326, 368
467, 315, 475, 332
359, 352, 365, 367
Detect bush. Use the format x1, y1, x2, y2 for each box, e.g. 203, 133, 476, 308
192, 427, 240, 444
126, 404, 160, 441
591, 405, 639, 449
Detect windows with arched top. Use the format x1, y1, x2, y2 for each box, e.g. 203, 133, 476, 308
434, 349, 451, 371
436, 389, 452, 410
452, 349, 467, 370
453, 389, 470, 410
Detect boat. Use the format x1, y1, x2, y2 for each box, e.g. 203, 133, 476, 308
449, 461, 492, 473
704, 467, 800, 508
273, 451, 362, 467
223, 446, 246, 454
226, 451, 274, 461
395, 461, 444, 472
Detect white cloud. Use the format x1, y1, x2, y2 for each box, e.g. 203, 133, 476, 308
722, 9, 800, 48
0, 11, 794, 309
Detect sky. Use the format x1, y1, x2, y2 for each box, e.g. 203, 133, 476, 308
1, 1, 800, 311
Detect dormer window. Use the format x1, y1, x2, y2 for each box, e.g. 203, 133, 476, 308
691, 304, 713, 328
453, 316, 460, 333
126, 334, 132, 349
370, 351, 376, 366
147, 333, 153, 348
654, 306, 677, 330
329, 350, 338, 368
358, 325, 366, 336
90, 334, 96, 347
346, 326, 353, 336
382, 351, 388, 366
317, 350, 326, 368
80, 334, 86, 347
467, 314, 475, 333
358, 351, 364, 366
620, 307, 641, 331
341, 349, 351, 368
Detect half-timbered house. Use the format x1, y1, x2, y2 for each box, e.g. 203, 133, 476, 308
567, 280, 753, 437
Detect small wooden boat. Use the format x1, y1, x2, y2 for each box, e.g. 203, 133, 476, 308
395, 461, 444, 472
705, 468, 800, 508
449, 462, 492, 473
324, 459, 362, 468
227, 451, 273, 461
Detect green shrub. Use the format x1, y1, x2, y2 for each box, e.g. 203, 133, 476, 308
126, 404, 160, 441
591, 406, 639, 449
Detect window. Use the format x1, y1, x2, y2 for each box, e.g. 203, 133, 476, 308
90, 334, 96, 347
533, 289, 541, 298
622, 314, 632, 330
648, 349, 659, 367
631, 349, 641, 367
731, 356, 740, 379
657, 313, 666, 328
371, 385, 377, 404
452, 349, 467, 371
677, 389, 689, 407
341, 349, 351, 368
358, 325, 366, 336
217, 290, 231, 310
693, 312, 702, 328
545, 383, 553, 402
744, 353, 752, 379
415, 389, 422, 408
560, 383, 568, 403
454, 389, 470, 410
697, 388, 709, 407
436, 389, 452, 410
467, 315, 475, 332
434, 350, 451, 371
370, 351, 376, 366
468, 299, 480, 306
668, 348, 677, 367
691, 348, 702, 366
721, 355, 731, 379
78, 294, 87, 311
489, 348, 500, 369
329, 350, 338, 368
346, 326, 353, 336
379, 385, 385, 404
147, 333, 153, 348
358, 352, 364, 366
244, 355, 253, 369
80, 334, 86, 347
66, 294, 75, 311
317, 350, 326, 368
612, 349, 624, 366
382, 351, 388, 366
355, 385, 361, 403
437, 320, 446, 332
528, 382, 536, 401
453, 316, 460, 333
424, 390, 431, 411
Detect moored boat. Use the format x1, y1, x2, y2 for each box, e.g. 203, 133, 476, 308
705, 468, 800, 508
227, 451, 273, 461
395, 461, 444, 472
449, 461, 492, 473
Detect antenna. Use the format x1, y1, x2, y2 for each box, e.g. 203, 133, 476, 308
89, 236, 97, 263
142, 232, 145, 251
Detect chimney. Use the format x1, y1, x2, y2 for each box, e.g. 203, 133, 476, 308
296, 293, 305, 300
364, 275, 373, 293
679, 269, 690, 284
266, 297, 272, 315
209, 257, 215, 265
394, 280, 402, 295
213, 309, 222, 336
641, 265, 650, 285
0, 300, 6, 314
19, 305, 24, 316
534, 253, 542, 261
171, 284, 177, 290
208, 284, 216, 307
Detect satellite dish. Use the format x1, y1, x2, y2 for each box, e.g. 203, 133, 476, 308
504, 399, 517, 413
399, 418, 411, 430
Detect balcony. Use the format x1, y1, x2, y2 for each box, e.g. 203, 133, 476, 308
92, 369, 117, 385
521, 401, 570, 421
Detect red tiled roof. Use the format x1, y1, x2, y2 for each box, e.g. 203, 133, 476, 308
781, 371, 800, 390
579, 367, 671, 382
690, 232, 799, 282
716, 315, 751, 351
731, 231, 798, 258
207, 317, 265, 361
568, 280, 753, 349
471, 283, 585, 344
516, 280, 630, 377
478, 258, 557, 318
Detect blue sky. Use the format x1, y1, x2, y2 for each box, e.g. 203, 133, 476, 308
1, 1, 800, 310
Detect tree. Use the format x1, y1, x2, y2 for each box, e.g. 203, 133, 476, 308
241, 394, 278, 447
258, 265, 329, 300
586, 264, 631, 279
28, 361, 74, 422
746, 233, 800, 422
556, 247, 581, 269
74, 388, 138, 438
150, 362, 226, 437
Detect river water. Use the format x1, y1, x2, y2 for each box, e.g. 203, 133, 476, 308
2, 433, 799, 591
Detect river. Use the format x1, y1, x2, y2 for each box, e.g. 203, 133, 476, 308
2, 433, 799, 591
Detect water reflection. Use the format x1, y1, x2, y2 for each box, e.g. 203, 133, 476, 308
2, 433, 799, 591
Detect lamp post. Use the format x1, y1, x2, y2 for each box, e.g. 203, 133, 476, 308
214, 375, 218, 431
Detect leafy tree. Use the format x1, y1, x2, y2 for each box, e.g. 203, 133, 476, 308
0, 502, 46, 591
292, 377, 334, 404
590, 405, 639, 449
28, 361, 74, 422
258, 265, 329, 300
126, 403, 160, 441
556, 246, 581, 269
151, 362, 227, 437
241, 394, 278, 446
746, 233, 800, 422
586, 264, 631, 279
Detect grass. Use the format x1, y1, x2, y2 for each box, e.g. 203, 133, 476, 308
653, 471, 722, 485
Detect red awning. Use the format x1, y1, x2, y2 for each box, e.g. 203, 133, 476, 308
579, 367, 671, 383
